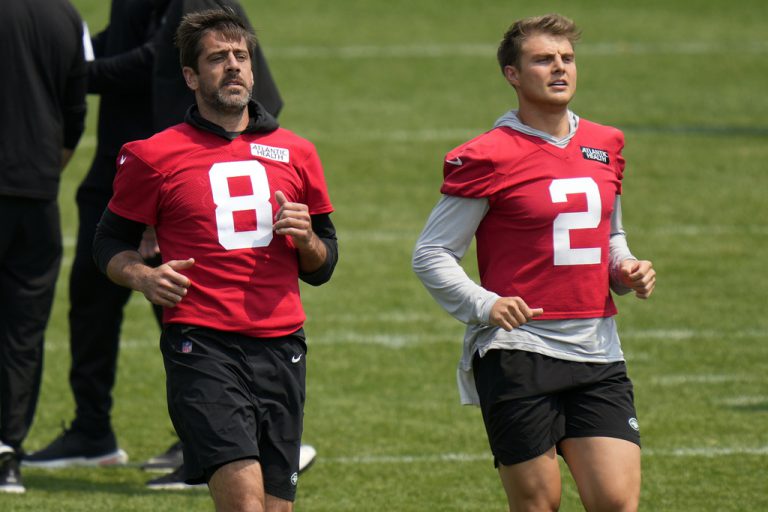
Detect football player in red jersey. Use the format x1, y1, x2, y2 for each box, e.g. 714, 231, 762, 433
413, 14, 655, 512
93, 9, 336, 511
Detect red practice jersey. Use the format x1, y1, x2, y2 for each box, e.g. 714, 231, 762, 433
109, 123, 333, 337
441, 120, 625, 320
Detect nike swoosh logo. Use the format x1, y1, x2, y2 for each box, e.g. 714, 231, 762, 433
446, 157, 463, 166
119, 155, 127, 165
291, 354, 302, 363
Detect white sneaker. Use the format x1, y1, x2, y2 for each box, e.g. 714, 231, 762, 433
0, 443, 13, 457
146, 466, 206, 491
298, 444, 317, 474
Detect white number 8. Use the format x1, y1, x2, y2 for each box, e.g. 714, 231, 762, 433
209, 161, 273, 250
549, 177, 602, 266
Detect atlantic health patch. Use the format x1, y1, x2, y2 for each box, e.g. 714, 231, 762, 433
580, 146, 610, 164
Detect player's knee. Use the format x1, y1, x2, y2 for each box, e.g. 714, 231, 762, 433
506, 490, 561, 512
584, 491, 638, 512
210, 462, 266, 512
507, 499, 560, 512
213, 493, 265, 512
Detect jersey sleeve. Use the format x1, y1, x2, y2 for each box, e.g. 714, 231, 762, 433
297, 142, 334, 215
440, 140, 497, 198
107, 144, 164, 225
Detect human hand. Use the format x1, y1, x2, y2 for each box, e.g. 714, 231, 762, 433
619, 259, 656, 299
489, 296, 544, 331
139, 258, 195, 307
273, 190, 314, 248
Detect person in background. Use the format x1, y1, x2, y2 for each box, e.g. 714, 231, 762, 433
93, 9, 336, 509
0, 0, 87, 494
24, 0, 165, 472
413, 13, 655, 511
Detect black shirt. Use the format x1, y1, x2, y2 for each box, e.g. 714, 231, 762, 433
0, 0, 87, 199
89, 0, 161, 160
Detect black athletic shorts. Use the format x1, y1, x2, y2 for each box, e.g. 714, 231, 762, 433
473, 349, 640, 467
160, 324, 307, 501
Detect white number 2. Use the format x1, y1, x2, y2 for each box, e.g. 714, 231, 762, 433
209, 161, 273, 250
549, 177, 602, 266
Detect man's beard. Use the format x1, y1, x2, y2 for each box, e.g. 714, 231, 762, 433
200, 80, 252, 114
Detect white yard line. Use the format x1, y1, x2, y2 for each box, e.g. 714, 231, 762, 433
622, 328, 767, 341
43, 326, 766, 351
718, 395, 768, 407
651, 374, 747, 385
323, 445, 768, 464
310, 332, 455, 347
268, 41, 768, 59
633, 224, 768, 236
645, 446, 768, 457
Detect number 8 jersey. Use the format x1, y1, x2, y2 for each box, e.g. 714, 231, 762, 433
440, 119, 625, 320
109, 120, 333, 337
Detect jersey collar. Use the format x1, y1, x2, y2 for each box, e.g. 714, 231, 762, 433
185, 100, 279, 140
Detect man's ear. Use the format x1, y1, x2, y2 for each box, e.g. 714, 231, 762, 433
182, 66, 198, 91
503, 65, 520, 88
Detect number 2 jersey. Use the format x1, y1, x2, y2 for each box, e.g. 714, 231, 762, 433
108, 107, 333, 338
440, 118, 625, 320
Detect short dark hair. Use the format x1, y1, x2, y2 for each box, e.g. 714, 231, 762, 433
175, 7, 257, 72
497, 14, 581, 73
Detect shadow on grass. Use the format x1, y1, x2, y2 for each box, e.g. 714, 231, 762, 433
23, 469, 209, 497
725, 402, 768, 413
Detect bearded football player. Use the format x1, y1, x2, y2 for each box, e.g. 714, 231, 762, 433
93, 9, 337, 511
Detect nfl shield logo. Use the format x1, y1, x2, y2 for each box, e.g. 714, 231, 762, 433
181, 340, 193, 353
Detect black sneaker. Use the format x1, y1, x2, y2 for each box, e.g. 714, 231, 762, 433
146, 466, 206, 491
0, 447, 25, 494
22, 426, 127, 468
141, 440, 184, 473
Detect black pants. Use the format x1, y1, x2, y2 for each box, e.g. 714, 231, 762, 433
0, 196, 62, 450
68, 155, 161, 437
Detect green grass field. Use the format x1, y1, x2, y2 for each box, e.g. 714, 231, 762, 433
4, 0, 767, 510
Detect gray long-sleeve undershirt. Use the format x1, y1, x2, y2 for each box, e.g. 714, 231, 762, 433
412, 194, 636, 405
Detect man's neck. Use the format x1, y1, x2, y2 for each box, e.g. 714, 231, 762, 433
516, 104, 571, 139
196, 103, 249, 133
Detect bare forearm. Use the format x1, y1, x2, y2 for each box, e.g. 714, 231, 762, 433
272, 192, 336, 279
105, 250, 194, 307
298, 214, 337, 286
106, 249, 152, 291
296, 233, 328, 274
